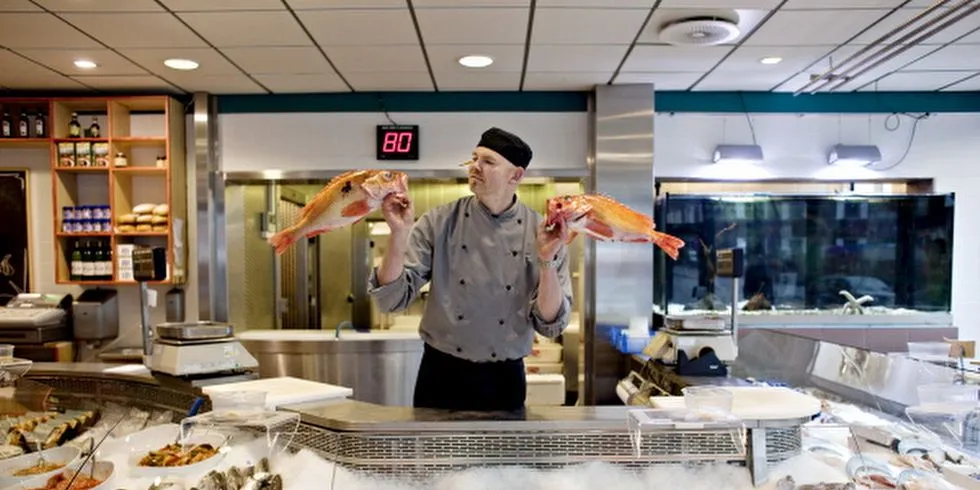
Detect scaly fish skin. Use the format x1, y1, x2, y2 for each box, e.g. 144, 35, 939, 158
546, 194, 686, 260
268, 170, 408, 255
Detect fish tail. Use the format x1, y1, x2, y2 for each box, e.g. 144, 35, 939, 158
649, 230, 685, 261
268, 226, 302, 256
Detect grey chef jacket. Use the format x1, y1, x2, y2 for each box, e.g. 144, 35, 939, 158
368, 195, 572, 362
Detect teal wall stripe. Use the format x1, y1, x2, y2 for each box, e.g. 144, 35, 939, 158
216, 90, 980, 114
217, 91, 589, 113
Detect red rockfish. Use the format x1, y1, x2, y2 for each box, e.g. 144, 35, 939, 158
268, 170, 409, 255
546, 193, 685, 260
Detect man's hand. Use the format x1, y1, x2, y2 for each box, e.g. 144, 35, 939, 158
537, 218, 567, 262
381, 194, 414, 234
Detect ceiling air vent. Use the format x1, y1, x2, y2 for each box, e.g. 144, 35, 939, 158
658, 17, 741, 46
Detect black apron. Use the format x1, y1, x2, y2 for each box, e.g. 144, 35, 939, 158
413, 343, 526, 411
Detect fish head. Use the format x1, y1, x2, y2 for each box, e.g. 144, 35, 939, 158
546, 195, 591, 226
362, 170, 409, 200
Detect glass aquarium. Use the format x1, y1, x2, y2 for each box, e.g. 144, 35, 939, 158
653, 193, 954, 318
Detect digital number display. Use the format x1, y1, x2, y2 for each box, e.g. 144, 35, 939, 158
376, 125, 419, 160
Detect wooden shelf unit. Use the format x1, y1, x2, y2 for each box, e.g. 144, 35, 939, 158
2, 95, 186, 287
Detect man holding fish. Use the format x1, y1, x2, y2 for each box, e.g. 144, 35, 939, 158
369, 127, 573, 412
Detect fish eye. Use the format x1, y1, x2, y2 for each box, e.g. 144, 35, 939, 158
555, 203, 562, 209
383, 171, 391, 179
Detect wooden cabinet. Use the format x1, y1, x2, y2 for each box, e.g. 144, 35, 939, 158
1, 95, 186, 286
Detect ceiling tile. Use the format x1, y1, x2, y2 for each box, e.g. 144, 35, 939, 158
425, 44, 524, 73
34, 0, 163, 12
69, 75, 176, 91
437, 71, 521, 91
17, 48, 147, 76
851, 7, 980, 45
656, 0, 779, 7
343, 71, 433, 91
0, 1, 42, 11
119, 48, 241, 76
161, 73, 266, 93
415, 8, 527, 45
61, 13, 207, 48
415, 0, 527, 5
798, 44, 936, 91
783, 0, 904, 8
161, 0, 285, 11
297, 9, 417, 46
522, 72, 611, 90
177, 11, 311, 47
941, 73, 980, 90
622, 45, 728, 72
286, 0, 405, 8
696, 70, 807, 90
615, 71, 702, 89
327, 45, 427, 73
745, 9, 891, 46
532, 7, 650, 44
253, 73, 349, 93
955, 27, 980, 44
528, 45, 629, 72
714, 46, 836, 74
902, 44, 980, 70
222, 47, 334, 74
872, 70, 977, 90
0, 13, 101, 49
0, 50, 89, 89
637, 8, 770, 44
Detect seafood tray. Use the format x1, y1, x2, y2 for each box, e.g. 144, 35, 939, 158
0, 409, 98, 456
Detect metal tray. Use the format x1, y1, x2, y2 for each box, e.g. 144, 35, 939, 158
155, 321, 233, 340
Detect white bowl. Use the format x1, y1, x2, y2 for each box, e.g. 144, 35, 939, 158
0, 446, 82, 486
126, 427, 229, 479
1, 460, 114, 490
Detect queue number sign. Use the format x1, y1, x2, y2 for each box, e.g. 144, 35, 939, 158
376, 125, 419, 161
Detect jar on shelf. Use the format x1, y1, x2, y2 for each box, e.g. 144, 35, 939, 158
113, 152, 128, 167
155, 155, 167, 168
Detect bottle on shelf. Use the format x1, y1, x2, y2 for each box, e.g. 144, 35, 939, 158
69, 112, 81, 138
88, 117, 100, 138
33, 111, 46, 138
71, 240, 83, 281
81, 241, 94, 279
102, 243, 113, 281
1, 112, 11, 138
17, 112, 28, 138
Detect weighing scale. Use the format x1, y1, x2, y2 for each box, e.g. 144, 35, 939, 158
132, 246, 258, 386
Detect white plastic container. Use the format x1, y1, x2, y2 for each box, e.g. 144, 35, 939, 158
0, 446, 81, 487
528, 343, 562, 363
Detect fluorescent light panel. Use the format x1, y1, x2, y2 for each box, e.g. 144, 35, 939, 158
827, 144, 881, 167
713, 144, 764, 164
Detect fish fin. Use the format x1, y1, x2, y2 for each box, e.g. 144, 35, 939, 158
584, 220, 614, 240
341, 199, 371, 217
268, 229, 299, 256
563, 231, 578, 245
301, 170, 370, 220
650, 230, 685, 261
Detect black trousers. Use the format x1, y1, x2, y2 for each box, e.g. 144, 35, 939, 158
413, 343, 526, 411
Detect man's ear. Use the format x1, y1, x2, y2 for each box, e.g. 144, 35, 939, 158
510, 167, 525, 184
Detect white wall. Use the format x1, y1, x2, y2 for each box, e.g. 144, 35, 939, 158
655, 112, 980, 339
220, 112, 589, 172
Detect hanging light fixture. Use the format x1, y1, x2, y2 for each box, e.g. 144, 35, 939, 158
827, 144, 882, 167
713, 144, 764, 164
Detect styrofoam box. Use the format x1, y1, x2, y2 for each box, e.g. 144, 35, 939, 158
525, 361, 562, 375
528, 343, 562, 363
526, 373, 565, 406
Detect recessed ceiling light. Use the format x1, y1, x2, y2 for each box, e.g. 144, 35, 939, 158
164, 58, 199, 70
458, 55, 493, 68
73, 59, 98, 69
760, 57, 783, 65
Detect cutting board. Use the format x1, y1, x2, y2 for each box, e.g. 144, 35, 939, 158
650, 386, 821, 421
202, 376, 353, 410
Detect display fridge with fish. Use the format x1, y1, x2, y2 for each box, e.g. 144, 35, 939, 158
652, 193, 954, 327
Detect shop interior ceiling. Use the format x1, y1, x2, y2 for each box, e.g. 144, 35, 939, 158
0, 0, 978, 95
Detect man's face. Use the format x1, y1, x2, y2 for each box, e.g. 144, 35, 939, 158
467, 146, 523, 197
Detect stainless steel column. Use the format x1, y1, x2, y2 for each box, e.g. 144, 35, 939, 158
587, 84, 655, 404
194, 92, 228, 322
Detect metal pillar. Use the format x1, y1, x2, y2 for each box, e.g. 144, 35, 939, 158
193, 92, 228, 322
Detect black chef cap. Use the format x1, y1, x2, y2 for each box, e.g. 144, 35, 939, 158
477, 127, 533, 169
